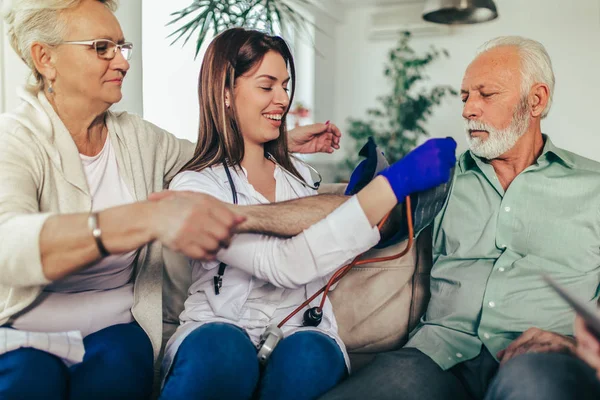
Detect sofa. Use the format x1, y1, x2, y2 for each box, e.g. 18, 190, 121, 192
162, 182, 433, 373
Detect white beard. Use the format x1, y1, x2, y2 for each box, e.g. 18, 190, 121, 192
465, 99, 530, 160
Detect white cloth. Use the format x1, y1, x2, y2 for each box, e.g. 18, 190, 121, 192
162, 159, 381, 381
0, 329, 85, 366
7, 136, 138, 364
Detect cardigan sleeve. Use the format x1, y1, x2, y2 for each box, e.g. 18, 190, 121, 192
141, 119, 196, 184
0, 128, 53, 287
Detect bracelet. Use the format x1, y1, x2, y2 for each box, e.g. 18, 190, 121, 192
88, 212, 110, 258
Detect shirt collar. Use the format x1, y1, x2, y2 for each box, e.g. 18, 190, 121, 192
459, 134, 575, 172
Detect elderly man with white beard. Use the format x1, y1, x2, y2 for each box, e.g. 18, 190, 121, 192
321, 36, 600, 400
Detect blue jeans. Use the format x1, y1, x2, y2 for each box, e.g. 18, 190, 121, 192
0, 322, 154, 400
160, 322, 347, 400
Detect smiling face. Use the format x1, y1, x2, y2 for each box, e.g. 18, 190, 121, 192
231, 50, 290, 147
461, 46, 532, 159
50, 0, 130, 107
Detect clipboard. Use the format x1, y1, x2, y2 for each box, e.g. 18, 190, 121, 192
542, 274, 600, 339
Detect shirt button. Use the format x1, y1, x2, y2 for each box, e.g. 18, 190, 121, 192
498, 267, 505, 272
488, 301, 496, 308
456, 353, 463, 358
483, 333, 491, 339
504, 206, 511, 212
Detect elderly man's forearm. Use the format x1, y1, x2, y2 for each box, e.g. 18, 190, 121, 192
235, 194, 349, 237
235, 177, 398, 237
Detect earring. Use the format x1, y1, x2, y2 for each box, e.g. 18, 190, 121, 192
225, 100, 230, 108
48, 83, 54, 94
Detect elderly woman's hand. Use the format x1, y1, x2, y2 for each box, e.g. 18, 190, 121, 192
575, 315, 600, 380
149, 191, 245, 260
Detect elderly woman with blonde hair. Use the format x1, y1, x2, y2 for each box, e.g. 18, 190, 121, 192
0, 0, 341, 398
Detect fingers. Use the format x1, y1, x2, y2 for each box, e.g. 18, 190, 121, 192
209, 202, 244, 232
575, 316, 600, 374
327, 123, 342, 149
577, 342, 600, 374
499, 329, 576, 366
154, 192, 246, 261
508, 327, 540, 349
498, 328, 540, 365
575, 317, 600, 352
306, 122, 328, 134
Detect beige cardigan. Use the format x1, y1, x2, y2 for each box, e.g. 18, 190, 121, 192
0, 87, 194, 361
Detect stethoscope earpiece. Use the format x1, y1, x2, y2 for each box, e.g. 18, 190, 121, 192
303, 307, 323, 327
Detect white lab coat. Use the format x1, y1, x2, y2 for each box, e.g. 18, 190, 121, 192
161, 158, 380, 380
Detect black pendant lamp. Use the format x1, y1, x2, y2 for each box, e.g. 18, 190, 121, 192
423, 0, 499, 24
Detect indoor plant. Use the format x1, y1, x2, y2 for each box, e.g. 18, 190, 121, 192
343, 32, 458, 175
168, 0, 318, 57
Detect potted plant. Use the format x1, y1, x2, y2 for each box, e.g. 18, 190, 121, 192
343, 32, 458, 176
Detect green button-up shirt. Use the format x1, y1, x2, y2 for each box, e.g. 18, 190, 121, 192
406, 135, 600, 370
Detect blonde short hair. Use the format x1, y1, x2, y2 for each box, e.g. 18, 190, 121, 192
1, 0, 119, 92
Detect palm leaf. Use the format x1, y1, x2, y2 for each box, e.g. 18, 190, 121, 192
167, 0, 320, 59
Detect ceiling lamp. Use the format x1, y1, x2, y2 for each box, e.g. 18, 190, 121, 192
423, 0, 499, 24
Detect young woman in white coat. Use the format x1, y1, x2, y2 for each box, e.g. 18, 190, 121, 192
160, 28, 457, 400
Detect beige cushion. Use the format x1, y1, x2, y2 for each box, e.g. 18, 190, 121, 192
329, 231, 432, 353
319, 184, 432, 355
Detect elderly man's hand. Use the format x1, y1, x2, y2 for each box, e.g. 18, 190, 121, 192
575, 316, 600, 379
287, 122, 341, 154
497, 327, 577, 366
148, 191, 245, 260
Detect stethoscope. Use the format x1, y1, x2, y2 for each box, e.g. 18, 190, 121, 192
213, 153, 321, 296
266, 152, 323, 191
215, 154, 414, 366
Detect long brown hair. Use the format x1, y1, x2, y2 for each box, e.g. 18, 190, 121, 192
181, 28, 304, 181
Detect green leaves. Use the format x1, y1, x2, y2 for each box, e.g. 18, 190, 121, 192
167, 0, 317, 58
344, 32, 458, 177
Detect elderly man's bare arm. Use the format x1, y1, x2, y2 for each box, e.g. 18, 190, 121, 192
235, 178, 404, 238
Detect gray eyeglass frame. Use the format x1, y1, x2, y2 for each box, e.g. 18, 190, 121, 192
60, 39, 133, 60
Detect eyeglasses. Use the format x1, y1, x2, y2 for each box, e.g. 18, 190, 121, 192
60, 39, 133, 61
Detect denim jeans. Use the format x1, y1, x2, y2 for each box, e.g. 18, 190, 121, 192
0, 322, 154, 400
160, 322, 347, 400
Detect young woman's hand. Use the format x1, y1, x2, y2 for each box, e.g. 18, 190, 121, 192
288, 122, 341, 154
148, 191, 245, 260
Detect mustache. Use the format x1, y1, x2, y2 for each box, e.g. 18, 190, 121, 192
465, 119, 493, 133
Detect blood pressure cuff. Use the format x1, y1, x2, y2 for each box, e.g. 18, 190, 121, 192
345, 137, 454, 248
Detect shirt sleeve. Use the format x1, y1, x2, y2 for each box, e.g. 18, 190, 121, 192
169, 170, 381, 289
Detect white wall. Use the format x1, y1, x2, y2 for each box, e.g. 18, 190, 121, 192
0, 2, 143, 115
330, 0, 600, 165
141, 0, 205, 142
112, 0, 143, 115
1, 23, 30, 113
0, 17, 5, 113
